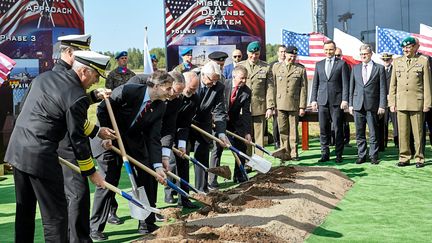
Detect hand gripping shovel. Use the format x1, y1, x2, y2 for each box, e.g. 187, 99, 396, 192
104, 97, 154, 220
171, 146, 232, 180
110, 146, 210, 206
191, 124, 272, 173
226, 129, 272, 156
58, 157, 159, 220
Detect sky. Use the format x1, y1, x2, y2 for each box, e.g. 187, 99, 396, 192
84, 0, 313, 52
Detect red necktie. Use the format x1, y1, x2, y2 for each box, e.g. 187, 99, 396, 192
137, 100, 152, 122
230, 86, 239, 107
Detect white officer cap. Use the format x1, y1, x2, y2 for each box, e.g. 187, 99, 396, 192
201, 61, 221, 76
73, 51, 110, 78
58, 34, 91, 50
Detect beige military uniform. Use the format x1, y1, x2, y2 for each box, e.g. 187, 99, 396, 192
273, 62, 307, 159
388, 54, 432, 163
238, 59, 274, 156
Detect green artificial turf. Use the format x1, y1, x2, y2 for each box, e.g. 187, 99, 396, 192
1, 138, 432, 242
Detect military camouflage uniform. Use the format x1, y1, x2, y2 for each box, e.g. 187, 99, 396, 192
105, 68, 136, 90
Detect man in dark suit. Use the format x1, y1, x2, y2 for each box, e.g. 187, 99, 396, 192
311, 40, 350, 163
349, 44, 387, 164
210, 65, 252, 184
4, 51, 110, 242
89, 70, 172, 240
187, 61, 228, 192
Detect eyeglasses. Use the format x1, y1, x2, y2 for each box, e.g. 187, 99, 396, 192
360, 52, 371, 56
233, 55, 242, 58
335, 54, 341, 57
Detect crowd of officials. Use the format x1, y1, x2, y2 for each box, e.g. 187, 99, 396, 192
3, 32, 431, 242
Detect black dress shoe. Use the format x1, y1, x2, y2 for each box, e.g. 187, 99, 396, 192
397, 161, 410, 167
107, 213, 123, 225
416, 162, 425, 168
371, 158, 380, 164
178, 199, 198, 209
138, 222, 159, 234
318, 156, 329, 163
90, 231, 108, 241
335, 157, 343, 163
356, 158, 366, 164
234, 176, 247, 183
164, 193, 177, 204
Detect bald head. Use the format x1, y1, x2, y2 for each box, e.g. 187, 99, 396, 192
232, 49, 243, 63
183, 71, 199, 97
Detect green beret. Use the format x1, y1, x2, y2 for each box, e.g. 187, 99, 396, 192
401, 36, 416, 47
247, 41, 260, 53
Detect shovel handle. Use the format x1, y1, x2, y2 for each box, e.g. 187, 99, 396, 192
104, 97, 129, 164
172, 146, 208, 171
226, 130, 253, 145
166, 179, 190, 198
111, 146, 161, 179
166, 171, 200, 194
191, 124, 225, 147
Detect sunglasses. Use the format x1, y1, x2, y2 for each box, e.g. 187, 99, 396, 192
233, 55, 242, 58
335, 54, 341, 57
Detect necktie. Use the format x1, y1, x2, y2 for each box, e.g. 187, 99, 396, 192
325, 59, 332, 78
230, 86, 239, 107
407, 58, 411, 67
199, 86, 207, 100
137, 100, 152, 123
362, 64, 368, 84
287, 63, 292, 72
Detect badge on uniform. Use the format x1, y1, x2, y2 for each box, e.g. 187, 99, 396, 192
259, 70, 266, 74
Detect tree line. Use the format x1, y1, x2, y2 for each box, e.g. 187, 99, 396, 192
100, 44, 280, 71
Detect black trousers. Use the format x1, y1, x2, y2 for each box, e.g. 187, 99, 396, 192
319, 104, 345, 157
90, 150, 123, 232
174, 152, 191, 203
61, 159, 91, 243
188, 128, 211, 192
14, 168, 68, 243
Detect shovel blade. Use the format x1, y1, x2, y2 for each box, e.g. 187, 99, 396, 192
246, 154, 272, 173
128, 187, 153, 220
207, 165, 232, 180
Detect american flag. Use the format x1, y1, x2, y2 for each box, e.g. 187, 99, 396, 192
376, 26, 432, 56
0, 52, 16, 84
0, 0, 39, 40
165, 0, 265, 46
282, 29, 329, 79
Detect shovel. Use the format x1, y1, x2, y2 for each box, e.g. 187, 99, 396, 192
171, 146, 232, 180
226, 129, 272, 156
110, 146, 210, 206
165, 171, 206, 195
191, 124, 272, 173
58, 157, 159, 220
104, 97, 153, 219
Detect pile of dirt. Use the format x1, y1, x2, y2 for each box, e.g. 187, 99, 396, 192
135, 166, 353, 243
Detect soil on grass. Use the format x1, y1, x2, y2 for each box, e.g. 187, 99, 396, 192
135, 165, 353, 243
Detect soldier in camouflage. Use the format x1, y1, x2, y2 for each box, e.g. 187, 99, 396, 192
105, 51, 136, 90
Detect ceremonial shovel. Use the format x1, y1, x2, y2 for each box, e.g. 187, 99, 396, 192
171, 146, 232, 180
226, 129, 272, 156
104, 97, 153, 220
59, 157, 159, 220
191, 124, 272, 173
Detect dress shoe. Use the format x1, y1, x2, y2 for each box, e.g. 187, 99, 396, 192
371, 158, 380, 165
234, 176, 247, 183
155, 213, 165, 222
397, 161, 410, 167
107, 213, 123, 225
138, 222, 159, 234
356, 158, 366, 164
318, 156, 329, 163
416, 162, 425, 168
207, 185, 218, 191
335, 157, 343, 163
90, 231, 108, 241
178, 199, 198, 209
164, 193, 177, 204
291, 157, 300, 161
208, 181, 219, 188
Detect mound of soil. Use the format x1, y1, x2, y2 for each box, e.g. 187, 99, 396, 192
135, 166, 353, 243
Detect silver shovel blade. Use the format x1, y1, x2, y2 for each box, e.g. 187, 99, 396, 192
246, 154, 272, 173
128, 186, 154, 220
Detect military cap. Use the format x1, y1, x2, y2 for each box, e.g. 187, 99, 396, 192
286, 46, 298, 54
180, 47, 193, 56
115, 51, 128, 60
381, 52, 393, 60
58, 34, 91, 50
247, 41, 260, 53
74, 51, 110, 78
208, 51, 228, 62
150, 54, 158, 61
401, 36, 416, 47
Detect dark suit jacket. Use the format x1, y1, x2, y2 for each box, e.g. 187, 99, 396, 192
5, 70, 95, 180
224, 79, 252, 136
175, 93, 200, 143
349, 62, 387, 111
193, 80, 227, 136
385, 65, 393, 94
96, 83, 166, 166
311, 57, 350, 106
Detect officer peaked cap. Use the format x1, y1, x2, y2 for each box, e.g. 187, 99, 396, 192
58, 34, 91, 50
208, 51, 228, 62
74, 51, 110, 78
286, 46, 298, 54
